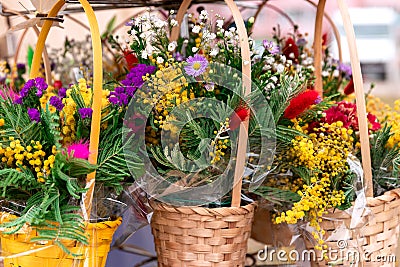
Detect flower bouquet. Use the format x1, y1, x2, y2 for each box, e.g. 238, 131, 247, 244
0, 2, 148, 266
245, 3, 400, 266
111, 0, 342, 265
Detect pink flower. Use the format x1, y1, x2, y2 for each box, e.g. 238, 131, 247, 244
67, 141, 90, 159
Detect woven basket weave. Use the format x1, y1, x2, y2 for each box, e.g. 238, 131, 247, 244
305, 188, 400, 267
150, 201, 257, 267
0, 213, 122, 267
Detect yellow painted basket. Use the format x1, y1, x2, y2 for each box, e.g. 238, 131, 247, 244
1, 0, 121, 266
1, 213, 122, 267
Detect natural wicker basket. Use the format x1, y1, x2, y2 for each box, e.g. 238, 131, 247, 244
305, 189, 400, 267
1, 213, 122, 267
150, 201, 257, 267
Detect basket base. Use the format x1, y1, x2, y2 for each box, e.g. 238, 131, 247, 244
150, 201, 257, 267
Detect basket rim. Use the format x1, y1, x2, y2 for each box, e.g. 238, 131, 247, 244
150, 200, 257, 216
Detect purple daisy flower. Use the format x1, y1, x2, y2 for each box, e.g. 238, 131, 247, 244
79, 108, 93, 119
49, 96, 64, 111
184, 54, 208, 77
263, 40, 280, 55
27, 108, 40, 123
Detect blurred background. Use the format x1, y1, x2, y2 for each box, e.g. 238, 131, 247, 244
0, 0, 399, 266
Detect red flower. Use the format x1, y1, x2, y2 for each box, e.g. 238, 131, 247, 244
319, 101, 381, 132
123, 49, 139, 70
229, 106, 250, 130
53, 80, 63, 90
367, 113, 381, 131
284, 90, 321, 119
343, 78, 354, 95
282, 37, 299, 62
324, 101, 358, 129
322, 32, 330, 47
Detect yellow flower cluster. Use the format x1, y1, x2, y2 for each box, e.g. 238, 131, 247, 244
275, 120, 353, 249
0, 138, 56, 183
60, 78, 110, 144
367, 95, 400, 148
39, 85, 56, 113
141, 63, 193, 142
210, 119, 230, 164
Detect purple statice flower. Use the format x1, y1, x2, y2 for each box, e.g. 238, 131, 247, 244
108, 64, 156, 106
173, 52, 184, 62
17, 78, 48, 104
263, 40, 280, 55
49, 96, 64, 111
16, 63, 26, 70
27, 108, 40, 123
34, 77, 48, 94
125, 20, 134, 26
58, 87, 67, 98
296, 38, 307, 47
184, 54, 208, 77
339, 63, 352, 79
79, 108, 93, 119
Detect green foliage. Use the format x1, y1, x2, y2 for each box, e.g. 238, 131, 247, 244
96, 128, 143, 194
370, 124, 400, 195
253, 186, 301, 206
0, 97, 43, 147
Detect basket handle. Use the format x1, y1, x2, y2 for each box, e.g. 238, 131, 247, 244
170, 0, 251, 207
30, 0, 103, 218
313, 0, 373, 197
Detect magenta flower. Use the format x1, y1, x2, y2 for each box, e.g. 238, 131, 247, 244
184, 54, 208, 77
27, 108, 40, 123
263, 40, 280, 55
67, 141, 90, 159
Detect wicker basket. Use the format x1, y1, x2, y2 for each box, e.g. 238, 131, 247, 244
1, 213, 122, 267
150, 201, 257, 267
303, 189, 400, 267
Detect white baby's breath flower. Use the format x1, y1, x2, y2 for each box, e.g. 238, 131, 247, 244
276, 64, 285, 73
192, 25, 201, 33
192, 47, 199, 53
170, 19, 178, 27
216, 19, 224, 28
157, 56, 164, 64
229, 27, 236, 33
168, 42, 177, 52
271, 76, 278, 83
322, 70, 330, 77
199, 10, 209, 20
154, 19, 166, 28
210, 47, 219, 57
141, 50, 148, 59
333, 69, 339, 77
